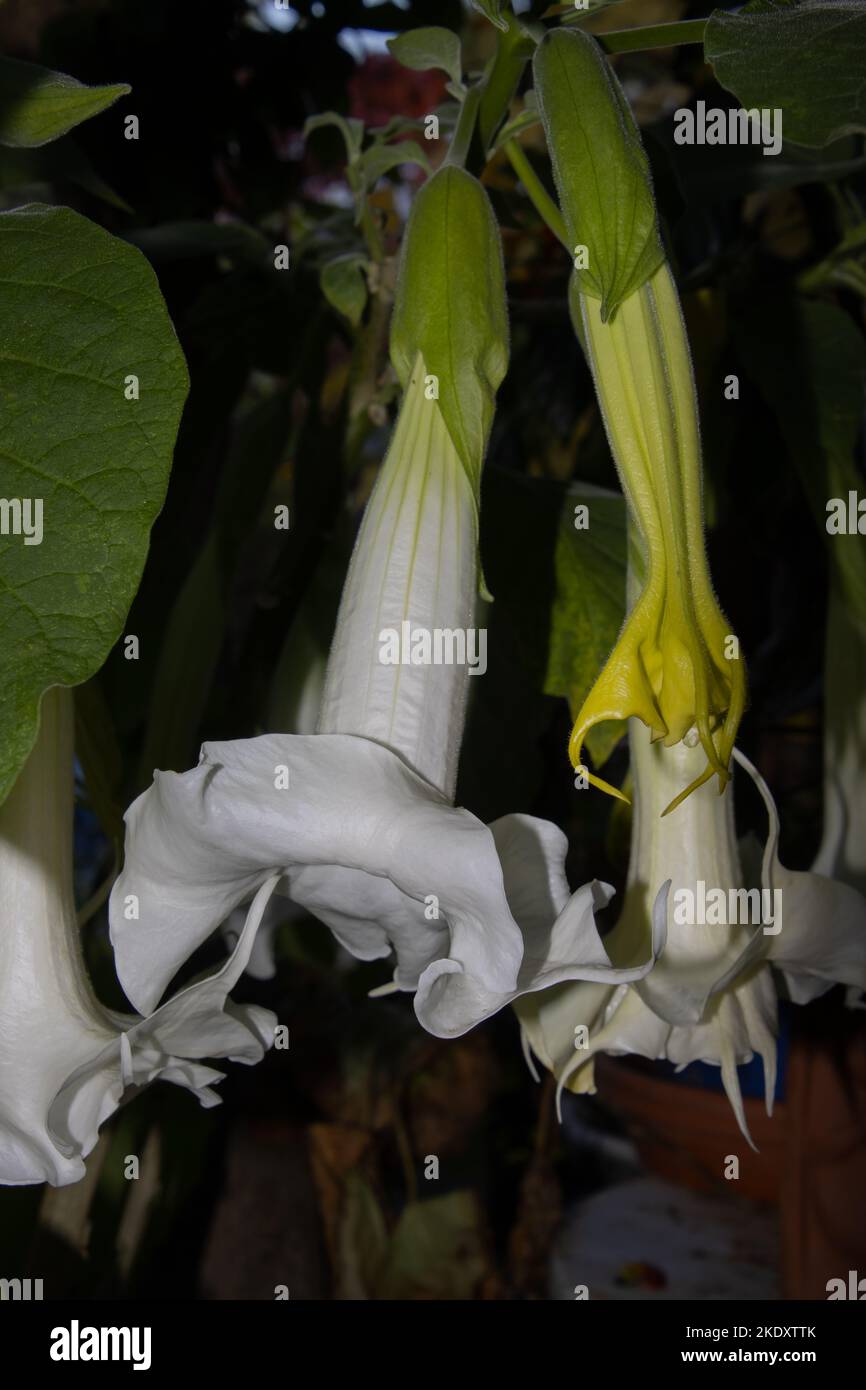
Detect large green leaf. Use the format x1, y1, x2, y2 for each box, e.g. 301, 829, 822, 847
544, 484, 627, 768
706, 0, 866, 148
0, 56, 129, 148
0, 203, 189, 805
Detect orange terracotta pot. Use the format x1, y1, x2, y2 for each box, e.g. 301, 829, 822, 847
595, 1056, 785, 1204
595, 1004, 866, 1298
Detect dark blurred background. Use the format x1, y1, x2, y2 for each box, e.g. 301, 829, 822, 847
1, 0, 864, 1300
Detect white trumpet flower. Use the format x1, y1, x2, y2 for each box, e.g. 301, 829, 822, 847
110, 166, 668, 1045
517, 725, 866, 1141
0, 687, 277, 1187
109, 354, 665, 1038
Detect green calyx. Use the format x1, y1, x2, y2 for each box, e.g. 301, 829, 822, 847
390, 165, 509, 515
533, 27, 665, 321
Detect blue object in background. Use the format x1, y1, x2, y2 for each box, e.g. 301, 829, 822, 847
73, 761, 111, 909
651, 1002, 790, 1103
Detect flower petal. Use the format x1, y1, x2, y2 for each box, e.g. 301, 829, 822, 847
520, 967, 777, 1146
46, 876, 281, 1182
414, 814, 666, 1038
111, 733, 526, 1015
734, 748, 866, 1003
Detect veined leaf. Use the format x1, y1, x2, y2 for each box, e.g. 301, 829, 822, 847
0, 204, 188, 805
706, 0, 866, 148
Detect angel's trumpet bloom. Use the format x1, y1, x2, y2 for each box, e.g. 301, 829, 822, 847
110, 169, 663, 1038
516, 725, 866, 1143
0, 688, 277, 1187
533, 28, 745, 813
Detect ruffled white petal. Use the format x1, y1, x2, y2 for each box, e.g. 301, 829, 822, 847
734, 747, 866, 1004
518, 965, 777, 1148
111, 733, 658, 1039
110, 733, 522, 1015
47, 876, 280, 1172
415, 813, 666, 1038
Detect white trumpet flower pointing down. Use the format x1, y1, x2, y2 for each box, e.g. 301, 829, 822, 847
109, 168, 664, 1039
516, 725, 866, 1143
0, 687, 278, 1187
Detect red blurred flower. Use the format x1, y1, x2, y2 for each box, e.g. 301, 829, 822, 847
348, 55, 446, 129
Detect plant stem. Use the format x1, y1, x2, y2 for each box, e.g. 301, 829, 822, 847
504, 138, 570, 251
594, 19, 708, 53
445, 85, 482, 170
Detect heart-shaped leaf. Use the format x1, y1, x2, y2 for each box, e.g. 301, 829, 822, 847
0, 204, 188, 805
